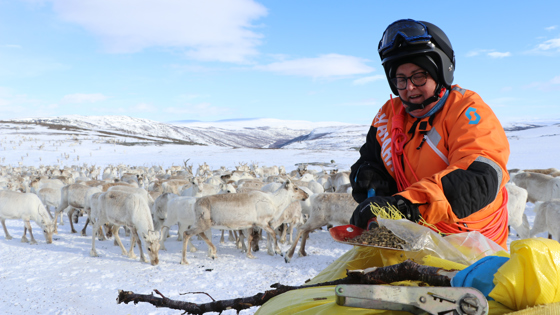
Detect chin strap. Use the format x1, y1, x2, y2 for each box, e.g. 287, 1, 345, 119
400, 85, 446, 113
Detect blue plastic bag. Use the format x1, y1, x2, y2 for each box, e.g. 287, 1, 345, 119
451, 256, 509, 299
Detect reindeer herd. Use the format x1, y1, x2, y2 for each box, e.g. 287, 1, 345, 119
1, 161, 559, 266
0, 162, 354, 266
507, 168, 560, 240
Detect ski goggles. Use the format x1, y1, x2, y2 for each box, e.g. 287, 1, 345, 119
378, 19, 432, 56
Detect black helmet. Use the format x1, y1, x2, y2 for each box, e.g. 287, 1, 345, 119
378, 19, 455, 96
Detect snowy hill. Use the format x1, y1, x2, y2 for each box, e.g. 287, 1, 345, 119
1, 115, 559, 171
4, 115, 359, 149
4, 115, 560, 152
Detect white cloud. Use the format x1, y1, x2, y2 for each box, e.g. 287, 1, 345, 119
487, 51, 511, 58
44, 0, 267, 63
525, 37, 560, 55
522, 76, 560, 92
535, 38, 560, 53
61, 93, 107, 103
466, 49, 511, 58
255, 54, 374, 78
353, 75, 385, 85
466, 49, 493, 57
545, 25, 557, 31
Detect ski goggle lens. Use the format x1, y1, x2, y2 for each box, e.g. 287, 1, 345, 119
379, 19, 432, 55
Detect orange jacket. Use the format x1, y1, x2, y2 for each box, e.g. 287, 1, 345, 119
356, 85, 510, 248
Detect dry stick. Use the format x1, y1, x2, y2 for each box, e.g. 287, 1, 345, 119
116, 260, 459, 314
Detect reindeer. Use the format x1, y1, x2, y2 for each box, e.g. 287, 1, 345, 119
180, 180, 308, 265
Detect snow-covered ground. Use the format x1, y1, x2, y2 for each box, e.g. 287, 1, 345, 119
0, 118, 559, 314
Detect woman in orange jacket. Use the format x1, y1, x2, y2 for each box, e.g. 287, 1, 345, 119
349, 19, 510, 249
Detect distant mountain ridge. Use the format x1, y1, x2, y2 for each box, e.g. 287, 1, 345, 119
3, 115, 558, 151
4, 115, 363, 150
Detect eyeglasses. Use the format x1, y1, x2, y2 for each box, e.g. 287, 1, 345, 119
378, 19, 432, 56
390, 71, 429, 90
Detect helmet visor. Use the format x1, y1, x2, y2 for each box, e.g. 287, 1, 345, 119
379, 19, 432, 56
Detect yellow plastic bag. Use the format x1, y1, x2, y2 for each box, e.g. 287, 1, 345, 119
255, 245, 514, 315
307, 246, 409, 285
490, 238, 560, 311
255, 285, 412, 315
256, 221, 512, 315
257, 225, 560, 314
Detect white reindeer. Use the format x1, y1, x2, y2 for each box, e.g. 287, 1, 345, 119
179, 177, 207, 197
270, 201, 305, 245
102, 166, 118, 181
90, 190, 161, 265
292, 179, 325, 195
523, 167, 560, 177
180, 180, 309, 265
261, 165, 280, 178
152, 192, 178, 233
511, 172, 560, 203
161, 179, 191, 195
121, 173, 141, 186
54, 184, 101, 235
326, 171, 351, 193
236, 179, 266, 194
96, 185, 156, 238
285, 192, 356, 263
334, 183, 353, 194
37, 187, 62, 220
505, 182, 530, 238
29, 178, 64, 194
196, 162, 212, 177
262, 183, 313, 245
159, 195, 198, 252
86, 191, 111, 242
251, 162, 263, 178
529, 200, 560, 241
179, 179, 236, 241
108, 185, 154, 209
0, 190, 54, 244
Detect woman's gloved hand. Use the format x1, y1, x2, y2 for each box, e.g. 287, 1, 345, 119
349, 195, 420, 229
351, 163, 396, 203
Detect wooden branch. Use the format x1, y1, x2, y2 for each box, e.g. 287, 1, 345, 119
116, 260, 458, 314
348, 259, 459, 287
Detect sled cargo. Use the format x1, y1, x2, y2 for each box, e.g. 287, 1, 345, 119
255, 220, 560, 315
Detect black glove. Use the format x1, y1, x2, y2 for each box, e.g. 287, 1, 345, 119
349, 195, 420, 229
351, 162, 396, 203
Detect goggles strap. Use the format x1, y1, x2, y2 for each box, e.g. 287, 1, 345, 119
400, 85, 445, 113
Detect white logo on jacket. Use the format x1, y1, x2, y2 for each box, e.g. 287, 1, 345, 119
374, 112, 393, 172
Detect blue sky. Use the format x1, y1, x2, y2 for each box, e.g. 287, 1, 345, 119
0, 0, 559, 125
